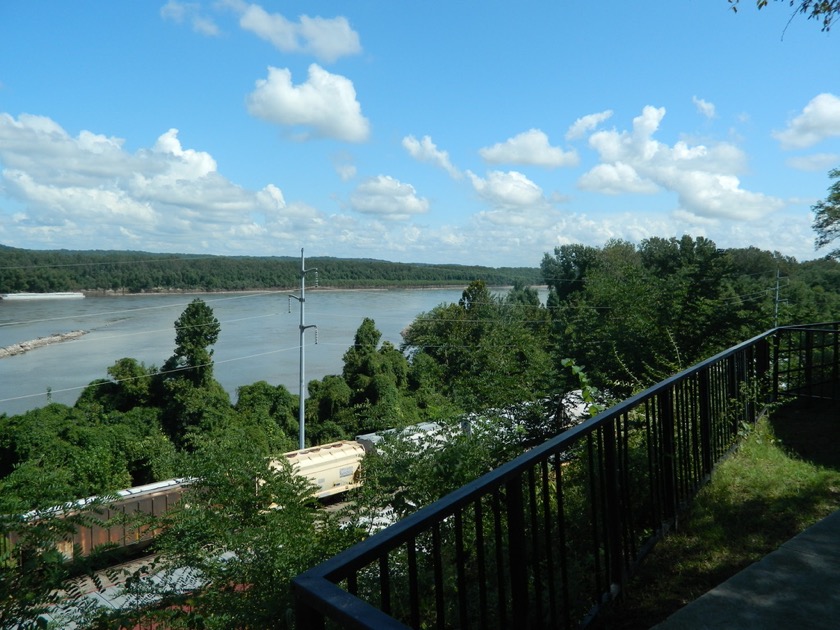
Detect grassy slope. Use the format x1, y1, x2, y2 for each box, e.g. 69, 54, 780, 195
595, 397, 840, 629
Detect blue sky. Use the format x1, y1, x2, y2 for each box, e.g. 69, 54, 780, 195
0, 1, 838, 267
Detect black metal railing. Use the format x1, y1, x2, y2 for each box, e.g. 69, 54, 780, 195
293, 323, 839, 629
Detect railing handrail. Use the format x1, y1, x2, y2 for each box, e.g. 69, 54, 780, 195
298, 327, 777, 583
293, 323, 840, 627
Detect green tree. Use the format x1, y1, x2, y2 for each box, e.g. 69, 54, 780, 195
546, 237, 749, 394
813, 167, 840, 258
155, 299, 232, 446
340, 318, 415, 434
402, 281, 555, 412
305, 375, 355, 444
104, 430, 347, 629
729, 0, 840, 30
233, 381, 298, 452
160, 298, 221, 388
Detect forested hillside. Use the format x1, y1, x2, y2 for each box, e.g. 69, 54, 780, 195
0, 245, 540, 293
3, 235, 840, 627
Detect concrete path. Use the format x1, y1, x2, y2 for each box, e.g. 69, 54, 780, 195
654, 509, 840, 629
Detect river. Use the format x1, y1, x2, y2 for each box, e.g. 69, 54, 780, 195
0, 288, 482, 417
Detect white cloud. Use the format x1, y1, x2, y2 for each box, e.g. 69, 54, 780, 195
335, 163, 357, 182
467, 170, 548, 211
246, 64, 370, 143
298, 15, 362, 63
402, 135, 460, 178
580, 105, 782, 220
566, 110, 613, 141
692, 96, 716, 119
786, 153, 840, 172
774, 93, 840, 149
232, 2, 360, 62
479, 129, 578, 168
350, 175, 429, 220
0, 114, 303, 249
578, 162, 660, 195
160, 1, 220, 36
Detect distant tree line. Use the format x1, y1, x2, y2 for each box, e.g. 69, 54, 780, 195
0, 245, 541, 293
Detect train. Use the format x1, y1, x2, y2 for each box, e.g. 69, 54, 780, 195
3, 440, 369, 561
4, 392, 593, 561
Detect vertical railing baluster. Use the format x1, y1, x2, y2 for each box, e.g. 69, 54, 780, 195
658, 388, 677, 523
493, 490, 507, 625
699, 366, 712, 477
295, 598, 325, 630
506, 474, 529, 624
455, 509, 468, 628
542, 459, 558, 628
555, 455, 571, 630
805, 329, 814, 395
603, 420, 624, 599
408, 538, 420, 629
433, 523, 444, 629
380, 555, 391, 615
475, 498, 488, 629
528, 466, 543, 623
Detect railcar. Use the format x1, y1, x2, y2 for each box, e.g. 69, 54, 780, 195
3, 440, 369, 560
4, 478, 187, 560
281, 440, 366, 499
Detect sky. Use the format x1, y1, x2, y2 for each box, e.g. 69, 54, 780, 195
0, 1, 839, 268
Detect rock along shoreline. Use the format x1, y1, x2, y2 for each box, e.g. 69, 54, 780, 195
0, 330, 88, 358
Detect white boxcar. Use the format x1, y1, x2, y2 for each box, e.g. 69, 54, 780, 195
281, 441, 366, 499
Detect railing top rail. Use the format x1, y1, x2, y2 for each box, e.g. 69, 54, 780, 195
293, 322, 840, 622
297, 327, 788, 586
777, 322, 840, 333
295, 576, 410, 630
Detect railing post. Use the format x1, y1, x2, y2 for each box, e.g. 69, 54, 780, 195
295, 597, 325, 630
805, 330, 814, 395
834, 323, 840, 390
506, 475, 529, 624
755, 337, 771, 407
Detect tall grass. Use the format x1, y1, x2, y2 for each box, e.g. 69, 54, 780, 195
595, 398, 840, 629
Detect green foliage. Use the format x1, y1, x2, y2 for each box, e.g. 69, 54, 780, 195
813, 166, 840, 258
234, 380, 298, 451
349, 419, 522, 525
402, 280, 556, 412
161, 298, 221, 388
0, 502, 112, 629
0, 245, 541, 293
105, 430, 344, 629
600, 399, 840, 627
543, 236, 840, 395
155, 299, 233, 446
728, 0, 840, 31
0, 404, 174, 506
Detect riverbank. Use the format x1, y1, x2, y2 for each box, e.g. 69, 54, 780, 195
0, 330, 88, 358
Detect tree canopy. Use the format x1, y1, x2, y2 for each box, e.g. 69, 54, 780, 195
813, 167, 840, 258
729, 0, 840, 30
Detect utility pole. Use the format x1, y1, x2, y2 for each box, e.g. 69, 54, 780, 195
773, 267, 787, 328
289, 248, 317, 450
